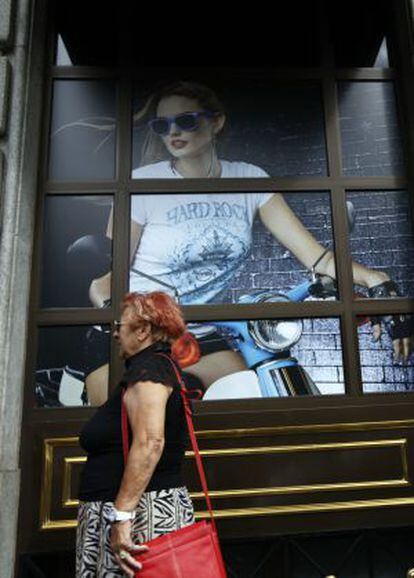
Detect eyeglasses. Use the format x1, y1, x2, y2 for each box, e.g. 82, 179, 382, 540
148, 111, 218, 136
113, 320, 127, 331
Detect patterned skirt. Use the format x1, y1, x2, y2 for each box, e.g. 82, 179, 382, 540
76, 486, 195, 577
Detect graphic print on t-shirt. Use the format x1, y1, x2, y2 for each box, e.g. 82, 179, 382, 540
166, 224, 249, 303
130, 161, 273, 305
130, 195, 258, 304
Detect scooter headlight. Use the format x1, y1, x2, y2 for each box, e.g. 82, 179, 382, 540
247, 292, 303, 352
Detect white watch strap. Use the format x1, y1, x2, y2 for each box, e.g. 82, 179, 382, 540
113, 508, 135, 522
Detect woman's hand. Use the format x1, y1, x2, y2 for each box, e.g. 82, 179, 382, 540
366, 275, 413, 363
371, 315, 413, 363
110, 520, 149, 577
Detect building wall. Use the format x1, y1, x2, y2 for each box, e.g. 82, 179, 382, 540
0, 1, 46, 576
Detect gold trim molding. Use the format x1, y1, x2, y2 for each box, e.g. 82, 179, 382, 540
191, 479, 410, 500
41, 496, 414, 531
194, 419, 414, 439
40, 437, 81, 530
41, 435, 411, 530
62, 457, 86, 507
186, 438, 407, 458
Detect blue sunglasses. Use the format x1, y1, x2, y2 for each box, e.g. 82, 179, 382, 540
148, 111, 218, 136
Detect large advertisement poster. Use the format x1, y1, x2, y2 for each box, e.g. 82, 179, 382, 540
36, 78, 413, 406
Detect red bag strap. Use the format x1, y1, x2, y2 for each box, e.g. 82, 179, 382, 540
120, 353, 217, 530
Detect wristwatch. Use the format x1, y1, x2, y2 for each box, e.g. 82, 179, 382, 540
108, 506, 135, 523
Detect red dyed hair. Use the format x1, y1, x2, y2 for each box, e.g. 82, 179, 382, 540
121, 291, 186, 343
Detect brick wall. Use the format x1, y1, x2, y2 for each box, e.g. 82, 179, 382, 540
225, 190, 413, 394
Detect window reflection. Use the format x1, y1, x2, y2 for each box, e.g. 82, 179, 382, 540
347, 190, 414, 299
48, 80, 116, 181
358, 314, 414, 393
128, 192, 336, 305
56, 35, 72, 66
36, 325, 110, 408
373, 38, 390, 68
190, 316, 345, 400
338, 82, 404, 177
41, 196, 113, 308
132, 81, 327, 178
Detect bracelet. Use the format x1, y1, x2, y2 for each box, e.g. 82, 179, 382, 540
310, 247, 331, 273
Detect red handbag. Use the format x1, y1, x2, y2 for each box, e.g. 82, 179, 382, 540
120, 352, 227, 577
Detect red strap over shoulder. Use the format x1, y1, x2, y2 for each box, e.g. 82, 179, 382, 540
120, 354, 217, 530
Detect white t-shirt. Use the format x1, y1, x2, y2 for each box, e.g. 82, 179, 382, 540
132, 159, 268, 179
130, 160, 273, 304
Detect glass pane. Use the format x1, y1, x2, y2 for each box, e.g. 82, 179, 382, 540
357, 313, 414, 393
373, 38, 390, 68
56, 35, 72, 66
35, 325, 110, 407
41, 196, 113, 308
132, 80, 327, 178
48, 80, 117, 181
129, 192, 337, 305
338, 82, 404, 176
54, 3, 119, 66
330, 0, 392, 68
347, 191, 414, 299
182, 317, 344, 399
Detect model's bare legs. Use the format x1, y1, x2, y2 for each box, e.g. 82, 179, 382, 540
185, 350, 247, 388
85, 364, 109, 406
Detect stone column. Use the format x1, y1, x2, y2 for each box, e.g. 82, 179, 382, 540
0, 0, 47, 576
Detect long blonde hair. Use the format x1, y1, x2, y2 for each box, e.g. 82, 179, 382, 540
134, 81, 225, 167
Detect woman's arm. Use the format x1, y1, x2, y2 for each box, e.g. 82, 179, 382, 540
89, 217, 143, 307
259, 194, 390, 288
110, 380, 172, 576
260, 194, 412, 362
114, 380, 172, 511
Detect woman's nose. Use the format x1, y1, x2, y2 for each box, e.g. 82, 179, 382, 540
169, 121, 181, 136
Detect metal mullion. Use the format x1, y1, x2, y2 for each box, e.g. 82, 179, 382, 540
127, 176, 407, 195
388, 1, 414, 231
116, 74, 133, 189
132, 67, 326, 83
127, 69, 393, 84
50, 66, 119, 79
108, 187, 130, 390
31, 77, 56, 318
44, 182, 118, 193
37, 308, 113, 325
127, 177, 333, 194
352, 299, 414, 316
320, 26, 362, 398
22, 8, 95, 418
331, 184, 363, 397
105, 72, 134, 393
319, 21, 404, 400
181, 301, 344, 323
40, 39, 56, 200
336, 176, 406, 190
334, 69, 395, 81
22, 5, 59, 418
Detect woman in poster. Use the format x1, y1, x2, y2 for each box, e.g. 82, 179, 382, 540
86, 81, 411, 399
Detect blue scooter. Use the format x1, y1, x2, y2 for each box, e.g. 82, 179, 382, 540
203, 276, 337, 399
